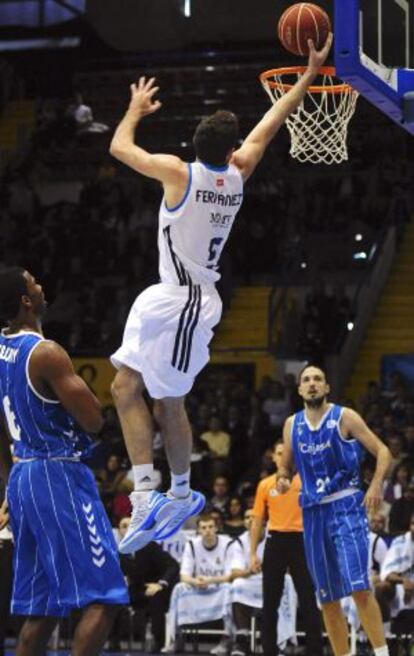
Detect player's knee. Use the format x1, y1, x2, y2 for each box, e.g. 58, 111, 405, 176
157, 396, 186, 418
111, 368, 143, 405
352, 589, 372, 609
321, 599, 342, 619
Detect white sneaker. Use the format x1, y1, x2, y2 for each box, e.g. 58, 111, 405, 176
154, 489, 206, 540
118, 490, 175, 554
210, 637, 232, 655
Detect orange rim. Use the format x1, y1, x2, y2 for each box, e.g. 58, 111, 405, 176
260, 66, 353, 94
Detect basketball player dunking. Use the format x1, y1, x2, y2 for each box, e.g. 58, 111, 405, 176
278, 365, 392, 656
0, 268, 129, 656
109, 35, 333, 554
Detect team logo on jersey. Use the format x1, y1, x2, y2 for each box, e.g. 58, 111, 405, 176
326, 420, 337, 429
216, 178, 224, 187
299, 439, 331, 455
82, 503, 106, 568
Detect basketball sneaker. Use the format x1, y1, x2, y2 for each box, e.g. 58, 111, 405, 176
118, 489, 175, 554
154, 489, 206, 540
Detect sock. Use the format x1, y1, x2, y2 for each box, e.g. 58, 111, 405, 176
170, 470, 190, 498
133, 464, 155, 491
374, 647, 389, 656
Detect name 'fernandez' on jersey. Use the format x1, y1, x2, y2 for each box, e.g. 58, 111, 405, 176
0, 331, 93, 459
158, 161, 243, 286
291, 404, 366, 508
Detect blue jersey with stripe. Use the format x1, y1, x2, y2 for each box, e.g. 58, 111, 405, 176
291, 404, 365, 508
0, 330, 93, 459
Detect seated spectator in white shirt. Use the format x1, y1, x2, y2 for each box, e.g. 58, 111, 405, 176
166, 513, 233, 654
375, 511, 414, 633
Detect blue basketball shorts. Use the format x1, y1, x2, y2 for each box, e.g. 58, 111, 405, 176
8, 459, 129, 617
302, 491, 370, 604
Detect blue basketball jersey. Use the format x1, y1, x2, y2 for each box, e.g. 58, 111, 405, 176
0, 330, 93, 459
291, 404, 365, 508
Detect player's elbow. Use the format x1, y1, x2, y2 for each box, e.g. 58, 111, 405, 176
84, 411, 104, 434
109, 139, 124, 160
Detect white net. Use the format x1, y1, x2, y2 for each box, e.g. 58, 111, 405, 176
261, 67, 359, 165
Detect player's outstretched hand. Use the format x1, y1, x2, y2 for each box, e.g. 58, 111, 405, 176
363, 481, 382, 514
307, 32, 333, 74
129, 76, 162, 119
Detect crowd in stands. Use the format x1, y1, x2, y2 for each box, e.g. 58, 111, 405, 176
1, 58, 414, 654
93, 369, 414, 535
0, 71, 413, 361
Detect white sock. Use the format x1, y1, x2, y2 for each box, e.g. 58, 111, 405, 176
133, 464, 155, 491
374, 647, 389, 656
170, 470, 190, 498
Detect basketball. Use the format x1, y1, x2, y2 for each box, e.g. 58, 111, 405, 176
278, 3, 331, 57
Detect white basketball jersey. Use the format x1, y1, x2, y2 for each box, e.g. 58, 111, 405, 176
180, 534, 233, 578
158, 161, 243, 285
230, 531, 265, 570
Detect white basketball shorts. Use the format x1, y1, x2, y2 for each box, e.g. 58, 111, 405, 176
111, 282, 222, 399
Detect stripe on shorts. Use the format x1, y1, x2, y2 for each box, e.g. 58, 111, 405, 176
172, 282, 202, 372
163, 226, 188, 286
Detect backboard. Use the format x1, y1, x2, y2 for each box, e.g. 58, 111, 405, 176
334, 0, 414, 135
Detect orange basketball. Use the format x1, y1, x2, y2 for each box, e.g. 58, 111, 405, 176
278, 3, 331, 57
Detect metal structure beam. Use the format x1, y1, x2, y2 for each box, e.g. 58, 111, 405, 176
334, 0, 414, 135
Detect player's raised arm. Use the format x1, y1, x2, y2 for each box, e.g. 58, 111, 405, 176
341, 408, 392, 512
110, 76, 188, 187
30, 341, 104, 434
231, 33, 333, 181
276, 416, 294, 493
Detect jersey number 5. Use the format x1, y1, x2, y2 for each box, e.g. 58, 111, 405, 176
208, 237, 224, 268
2, 395, 21, 441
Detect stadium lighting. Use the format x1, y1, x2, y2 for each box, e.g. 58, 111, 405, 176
354, 233, 363, 241
300, 261, 307, 269
347, 322, 354, 331
353, 251, 367, 260
183, 0, 191, 17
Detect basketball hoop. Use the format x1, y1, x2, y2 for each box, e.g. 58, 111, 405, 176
260, 66, 359, 165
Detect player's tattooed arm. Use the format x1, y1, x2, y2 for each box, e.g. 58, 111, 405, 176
29, 341, 104, 434
276, 416, 294, 493
341, 408, 392, 512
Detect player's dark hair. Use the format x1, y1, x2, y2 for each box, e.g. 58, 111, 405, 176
193, 110, 239, 166
0, 267, 27, 322
297, 363, 327, 384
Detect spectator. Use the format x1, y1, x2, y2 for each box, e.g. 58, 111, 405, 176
229, 509, 267, 656
384, 461, 412, 505
261, 381, 290, 437
116, 516, 179, 653
223, 496, 245, 538
200, 416, 231, 479
209, 476, 231, 513
166, 514, 233, 654
375, 512, 414, 630
388, 478, 414, 535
